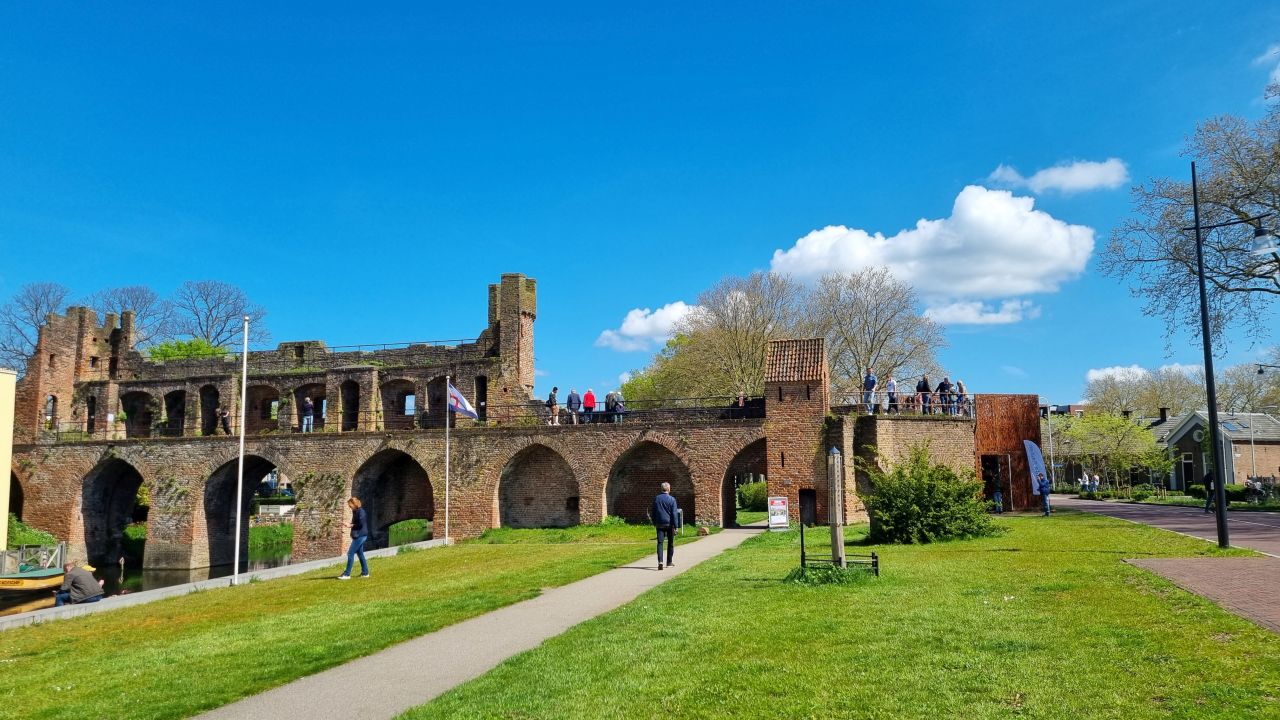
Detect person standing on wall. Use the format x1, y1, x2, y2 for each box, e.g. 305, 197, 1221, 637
301, 396, 315, 433
583, 388, 596, 424
566, 388, 582, 425
652, 482, 679, 570
217, 404, 232, 435
885, 375, 898, 415
338, 497, 370, 579
546, 386, 559, 426
863, 367, 877, 413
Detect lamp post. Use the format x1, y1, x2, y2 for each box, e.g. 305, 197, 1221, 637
1185, 161, 1276, 547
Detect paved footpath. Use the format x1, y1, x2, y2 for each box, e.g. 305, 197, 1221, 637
199, 525, 764, 720
1055, 496, 1280, 634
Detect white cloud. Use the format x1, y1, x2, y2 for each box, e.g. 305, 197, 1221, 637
924, 299, 1040, 325
595, 301, 696, 352
1086, 365, 1149, 383
770, 186, 1094, 306
988, 158, 1129, 194
618, 371, 632, 384
1254, 44, 1280, 86
1157, 362, 1202, 376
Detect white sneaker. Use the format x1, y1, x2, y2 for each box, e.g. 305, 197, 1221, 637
358, 574, 370, 579
336, 575, 350, 580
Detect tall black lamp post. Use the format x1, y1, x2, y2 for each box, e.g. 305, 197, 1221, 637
1186, 161, 1276, 548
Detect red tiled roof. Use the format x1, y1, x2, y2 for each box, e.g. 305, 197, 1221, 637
764, 338, 826, 383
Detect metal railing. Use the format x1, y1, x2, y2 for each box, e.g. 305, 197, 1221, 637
0, 543, 65, 576
832, 391, 976, 418
41, 395, 767, 442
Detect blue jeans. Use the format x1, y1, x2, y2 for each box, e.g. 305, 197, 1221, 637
344, 535, 369, 576
55, 591, 102, 607
656, 526, 675, 565
992, 491, 1003, 513
1041, 493, 1052, 515
302, 415, 313, 433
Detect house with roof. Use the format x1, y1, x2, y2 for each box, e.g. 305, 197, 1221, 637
1162, 412, 1280, 490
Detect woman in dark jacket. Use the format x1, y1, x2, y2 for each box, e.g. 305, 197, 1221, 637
338, 497, 370, 579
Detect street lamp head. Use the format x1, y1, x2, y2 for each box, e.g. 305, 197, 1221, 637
1252, 223, 1280, 254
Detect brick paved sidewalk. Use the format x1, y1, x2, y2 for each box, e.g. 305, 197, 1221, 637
1127, 558, 1280, 633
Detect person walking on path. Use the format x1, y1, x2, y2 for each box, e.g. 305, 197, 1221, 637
546, 387, 559, 426
301, 396, 315, 433
338, 497, 370, 579
1037, 472, 1052, 516
1203, 472, 1216, 514
54, 561, 104, 606
566, 388, 581, 425
582, 388, 596, 424
217, 405, 232, 435
652, 482, 679, 570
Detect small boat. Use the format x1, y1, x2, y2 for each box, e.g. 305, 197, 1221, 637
0, 566, 64, 591
0, 543, 66, 592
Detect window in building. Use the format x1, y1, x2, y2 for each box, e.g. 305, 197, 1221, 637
89, 356, 100, 368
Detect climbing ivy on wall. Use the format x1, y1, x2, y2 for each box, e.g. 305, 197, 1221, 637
150, 474, 190, 513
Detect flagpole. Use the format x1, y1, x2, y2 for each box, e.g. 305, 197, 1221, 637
232, 316, 249, 586
444, 374, 451, 543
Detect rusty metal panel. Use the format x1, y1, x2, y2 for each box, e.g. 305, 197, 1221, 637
975, 394, 1042, 511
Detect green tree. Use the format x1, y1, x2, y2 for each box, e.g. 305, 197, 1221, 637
148, 338, 229, 362
1059, 413, 1170, 486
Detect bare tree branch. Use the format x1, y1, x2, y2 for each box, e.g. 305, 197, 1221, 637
170, 280, 269, 347
87, 285, 175, 347
0, 282, 71, 371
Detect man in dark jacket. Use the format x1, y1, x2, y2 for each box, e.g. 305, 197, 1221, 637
55, 561, 104, 606
652, 482, 679, 570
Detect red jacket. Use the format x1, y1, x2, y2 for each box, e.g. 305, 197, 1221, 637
583, 390, 596, 410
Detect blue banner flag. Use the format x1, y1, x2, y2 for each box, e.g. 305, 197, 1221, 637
447, 382, 478, 419
1023, 440, 1047, 495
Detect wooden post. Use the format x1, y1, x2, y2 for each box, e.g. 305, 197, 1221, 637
828, 446, 846, 568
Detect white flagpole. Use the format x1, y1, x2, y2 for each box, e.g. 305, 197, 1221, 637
444, 374, 451, 543
232, 315, 249, 586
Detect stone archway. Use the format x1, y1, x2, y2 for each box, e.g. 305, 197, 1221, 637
80, 458, 146, 566
721, 438, 767, 527
352, 450, 434, 548
606, 441, 695, 524
203, 455, 278, 567
499, 444, 580, 528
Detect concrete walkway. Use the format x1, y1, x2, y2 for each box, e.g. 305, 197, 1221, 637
199, 525, 764, 720
1057, 496, 1280, 634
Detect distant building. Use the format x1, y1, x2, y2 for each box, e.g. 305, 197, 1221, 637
1162, 412, 1280, 490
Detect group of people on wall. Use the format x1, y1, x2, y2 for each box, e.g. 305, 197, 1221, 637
860, 367, 972, 417
543, 387, 625, 426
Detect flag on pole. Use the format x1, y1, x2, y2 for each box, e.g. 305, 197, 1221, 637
447, 382, 478, 419
1023, 440, 1047, 495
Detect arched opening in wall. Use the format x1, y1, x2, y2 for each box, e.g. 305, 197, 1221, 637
424, 377, 448, 428
606, 442, 695, 525
352, 450, 434, 549
721, 439, 767, 528
380, 379, 416, 430
500, 445, 579, 528
294, 383, 326, 432
475, 376, 488, 421
81, 458, 146, 567
246, 385, 280, 434
44, 395, 58, 429
120, 391, 156, 438
9, 472, 24, 521
204, 455, 278, 568
163, 390, 186, 437
200, 385, 221, 436
341, 380, 360, 431
86, 395, 97, 434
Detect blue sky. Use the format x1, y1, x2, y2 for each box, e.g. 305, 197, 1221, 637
2, 2, 1278, 404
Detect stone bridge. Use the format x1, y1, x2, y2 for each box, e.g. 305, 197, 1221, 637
11, 417, 768, 569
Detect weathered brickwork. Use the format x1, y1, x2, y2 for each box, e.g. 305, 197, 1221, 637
763, 339, 832, 524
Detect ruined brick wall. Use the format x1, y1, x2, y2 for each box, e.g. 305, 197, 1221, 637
856, 415, 977, 477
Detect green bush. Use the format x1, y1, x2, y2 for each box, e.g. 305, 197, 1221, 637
1186, 483, 1247, 502
862, 444, 997, 544
736, 480, 768, 512
122, 522, 147, 561
1130, 484, 1154, 502
7, 514, 57, 549
248, 523, 294, 550
1187, 483, 1206, 499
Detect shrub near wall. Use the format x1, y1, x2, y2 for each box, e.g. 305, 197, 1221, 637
862, 444, 996, 544
736, 481, 768, 512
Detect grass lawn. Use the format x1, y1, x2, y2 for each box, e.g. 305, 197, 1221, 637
0, 523, 697, 720
405, 511, 1280, 720
734, 509, 767, 525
